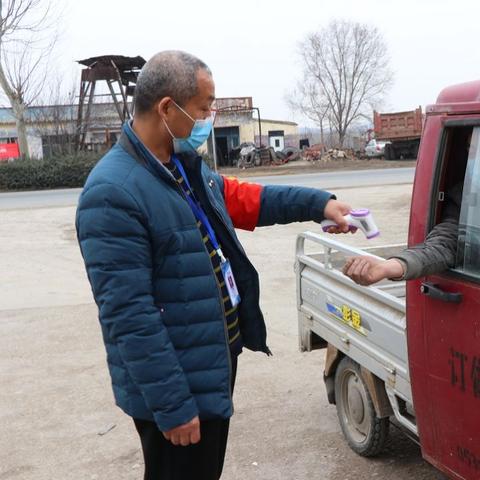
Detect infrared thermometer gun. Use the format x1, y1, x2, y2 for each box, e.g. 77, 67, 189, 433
321, 209, 380, 239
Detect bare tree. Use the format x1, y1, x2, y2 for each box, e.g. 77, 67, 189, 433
299, 20, 393, 147
31, 76, 78, 157
0, 0, 58, 159
286, 74, 331, 147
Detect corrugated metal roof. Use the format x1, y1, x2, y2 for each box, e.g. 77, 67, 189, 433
77, 55, 145, 71
261, 118, 298, 126
0, 103, 125, 125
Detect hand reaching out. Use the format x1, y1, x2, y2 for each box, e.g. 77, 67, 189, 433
342, 256, 405, 286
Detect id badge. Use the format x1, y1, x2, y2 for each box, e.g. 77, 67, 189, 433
220, 259, 241, 307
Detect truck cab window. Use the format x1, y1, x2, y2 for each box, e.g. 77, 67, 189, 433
455, 127, 480, 277
431, 126, 471, 225
441, 127, 471, 193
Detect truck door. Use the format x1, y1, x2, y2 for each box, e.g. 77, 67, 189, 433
411, 124, 480, 479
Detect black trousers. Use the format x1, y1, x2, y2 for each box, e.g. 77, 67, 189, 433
134, 357, 237, 480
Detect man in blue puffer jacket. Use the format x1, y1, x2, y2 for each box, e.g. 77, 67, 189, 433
76, 50, 353, 480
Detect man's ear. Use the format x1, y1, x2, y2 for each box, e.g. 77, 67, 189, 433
157, 97, 174, 119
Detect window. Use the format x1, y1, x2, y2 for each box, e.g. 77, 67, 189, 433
428, 126, 472, 277
455, 127, 480, 278
431, 126, 471, 223
268, 130, 284, 137
275, 139, 280, 148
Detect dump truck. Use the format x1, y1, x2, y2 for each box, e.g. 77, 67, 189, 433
373, 107, 423, 160
297, 80, 480, 479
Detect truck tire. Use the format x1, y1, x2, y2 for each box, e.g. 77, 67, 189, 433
334, 356, 389, 457
384, 143, 395, 160
412, 142, 420, 160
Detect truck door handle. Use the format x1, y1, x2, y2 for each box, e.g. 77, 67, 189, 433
420, 282, 463, 303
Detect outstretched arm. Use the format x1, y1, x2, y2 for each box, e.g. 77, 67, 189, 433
343, 183, 462, 285
219, 175, 351, 232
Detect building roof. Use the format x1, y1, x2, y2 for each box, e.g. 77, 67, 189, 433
216, 97, 253, 111
261, 118, 298, 126
0, 103, 123, 125
77, 55, 146, 71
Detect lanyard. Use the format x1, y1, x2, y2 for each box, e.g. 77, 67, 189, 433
171, 155, 226, 262
123, 122, 226, 262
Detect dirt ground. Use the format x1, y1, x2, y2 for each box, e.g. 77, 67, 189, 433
0, 179, 447, 480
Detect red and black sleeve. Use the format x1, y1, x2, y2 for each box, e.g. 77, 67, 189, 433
221, 176, 263, 231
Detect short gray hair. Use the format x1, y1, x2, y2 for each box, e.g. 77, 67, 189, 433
134, 50, 211, 114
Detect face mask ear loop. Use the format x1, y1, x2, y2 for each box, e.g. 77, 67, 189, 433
172, 100, 195, 123
162, 118, 176, 139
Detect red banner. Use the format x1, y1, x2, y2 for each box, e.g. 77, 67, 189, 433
0, 142, 20, 161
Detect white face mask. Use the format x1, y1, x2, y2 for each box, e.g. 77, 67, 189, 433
163, 101, 214, 153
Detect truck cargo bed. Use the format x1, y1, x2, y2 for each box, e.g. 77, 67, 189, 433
296, 232, 417, 435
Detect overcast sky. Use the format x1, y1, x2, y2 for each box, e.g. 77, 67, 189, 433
55, 0, 480, 126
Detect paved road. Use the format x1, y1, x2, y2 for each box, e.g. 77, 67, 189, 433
0, 167, 415, 210
250, 166, 414, 188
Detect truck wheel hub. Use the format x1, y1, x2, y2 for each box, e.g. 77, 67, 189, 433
347, 377, 365, 424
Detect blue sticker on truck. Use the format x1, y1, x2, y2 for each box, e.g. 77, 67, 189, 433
326, 301, 367, 336
326, 302, 343, 319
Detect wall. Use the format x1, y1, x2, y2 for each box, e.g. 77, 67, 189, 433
214, 114, 298, 147
27, 135, 43, 159
254, 120, 299, 149
202, 116, 300, 155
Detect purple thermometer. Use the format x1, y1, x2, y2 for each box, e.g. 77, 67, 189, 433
321, 208, 380, 239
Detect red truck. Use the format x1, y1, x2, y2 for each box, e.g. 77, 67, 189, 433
374, 107, 423, 160
297, 80, 480, 479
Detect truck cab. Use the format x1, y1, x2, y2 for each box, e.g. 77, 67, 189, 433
406, 80, 480, 478
296, 80, 480, 479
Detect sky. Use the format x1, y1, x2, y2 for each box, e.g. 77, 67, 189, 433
48, 0, 480, 126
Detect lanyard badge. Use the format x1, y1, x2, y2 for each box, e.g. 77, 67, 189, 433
219, 255, 241, 307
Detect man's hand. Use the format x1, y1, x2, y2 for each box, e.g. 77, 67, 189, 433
163, 416, 200, 446
323, 199, 353, 234
343, 256, 405, 286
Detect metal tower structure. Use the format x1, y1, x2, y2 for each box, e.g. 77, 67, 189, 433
75, 55, 146, 150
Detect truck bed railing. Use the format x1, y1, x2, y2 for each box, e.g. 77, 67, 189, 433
295, 231, 406, 311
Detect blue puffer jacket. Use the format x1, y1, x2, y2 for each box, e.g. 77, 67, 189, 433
76, 123, 334, 431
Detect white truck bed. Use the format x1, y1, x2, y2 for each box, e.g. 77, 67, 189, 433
296, 232, 417, 435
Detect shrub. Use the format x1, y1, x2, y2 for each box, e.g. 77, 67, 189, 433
0, 153, 102, 191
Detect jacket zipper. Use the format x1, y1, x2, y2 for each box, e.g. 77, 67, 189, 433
169, 174, 234, 404
121, 129, 235, 375
207, 183, 271, 356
